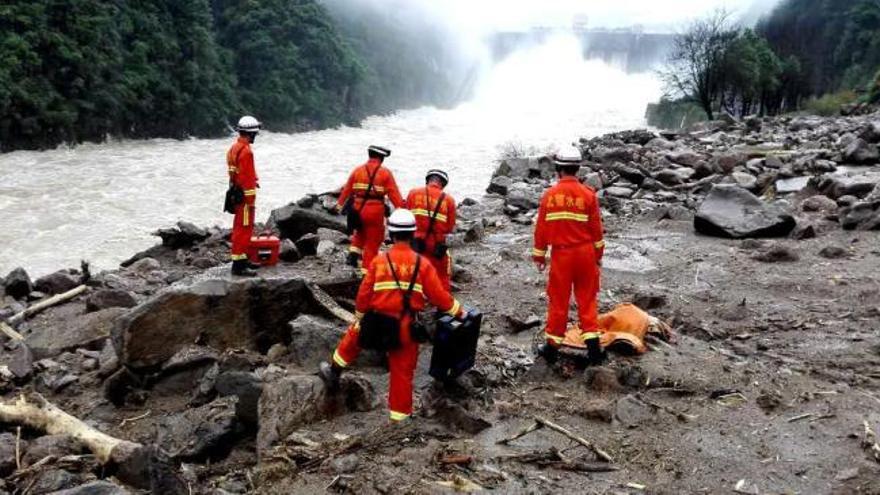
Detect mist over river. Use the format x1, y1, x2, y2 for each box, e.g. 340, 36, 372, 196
0, 36, 661, 277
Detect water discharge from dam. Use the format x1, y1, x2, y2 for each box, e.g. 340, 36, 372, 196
0, 34, 662, 276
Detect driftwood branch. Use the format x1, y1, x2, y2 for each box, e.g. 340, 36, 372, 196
864, 420, 880, 463
0, 393, 140, 464
635, 393, 697, 422
305, 283, 354, 324
0, 322, 24, 341
7, 285, 87, 326
496, 417, 614, 463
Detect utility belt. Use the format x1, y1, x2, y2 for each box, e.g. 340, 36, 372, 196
550, 241, 594, 252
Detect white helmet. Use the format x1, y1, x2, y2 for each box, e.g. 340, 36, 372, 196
237, 115, 261, 133
387, 209, 417, 233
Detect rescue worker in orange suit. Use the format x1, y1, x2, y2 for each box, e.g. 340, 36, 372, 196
532, 156, 605, 362
406, 169, 456, 291
335, 146, 404, 275
319, 209, 470, 422
227, 116, 262, 277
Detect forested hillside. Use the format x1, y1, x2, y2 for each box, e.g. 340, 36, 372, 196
0, 0, 455, 152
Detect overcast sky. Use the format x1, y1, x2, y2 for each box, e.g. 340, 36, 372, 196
406, 0, 777, 33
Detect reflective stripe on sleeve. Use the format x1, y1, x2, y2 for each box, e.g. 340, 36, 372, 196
243, 189, 257, 196
594, 240, 606, 249
446, 299, 461, 317
532, 248, 547, 257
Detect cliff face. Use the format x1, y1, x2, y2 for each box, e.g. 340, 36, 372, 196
2, 111, 880, 493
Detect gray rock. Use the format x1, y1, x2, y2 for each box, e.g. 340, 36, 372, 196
157, 396, 238, 461
580, 172, 603, 191
30, 468, 80, 494
279, 239, 301, 263
287, 314, 344, 368
840, 201, 880, 230
819, 246, 849, 259
694, 185, 796, 239
728, 172, 758, 191
4, 267, 33, 300
154, 221, 209, 249
858, 121, 880, 143
712, 152, 748, 174
296, 195, 317, 208
27, 308, 126, 360
837, 195, 859, 207
5, 342, 34, 379
492, 158, 532, 179
615, 395, 654, 426
113, 277, 313, 371
843, 138, 880, 164
316, 240, 336, 257
331, 454, 361, 474
128, 258, 160, 274
665, 149, 702, 168
153, 345, 219, 396
34, 271, 79, 296
85, 289, 137, 312
295, 234, 319, 257
654, 168, 688, 186
267, 204, 346, 242
752, 244, 799, 263
801, 195, 838, 213
816, 175, 877, 199
23, 435, 80, 466
215, 371, 263, 427
191, 257, 218, 269
257, 374, 376, 454
0, 433, 20, 476
486, 176, 512, 195
462, 221, 484, 243
266, 343, 288, 362
504, 182, 540, 211
603, 186, 634, 199
644, 137, 675, 150
317, 227, 347, 245
51, 481, 132, 495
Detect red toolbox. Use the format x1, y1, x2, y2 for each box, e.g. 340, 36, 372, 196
247, 234, 281, 266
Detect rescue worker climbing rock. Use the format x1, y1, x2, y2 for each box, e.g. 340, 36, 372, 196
406, 169, 456, 291
335, 146, 404, 275
226, 116, 262, 277
532, 156, 605, 362
319, 209, 470, 422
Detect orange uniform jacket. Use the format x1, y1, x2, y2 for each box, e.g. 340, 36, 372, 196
354, 244, 462, 321
227, 137, 258, 205
337, 159, 404, 210
406, 184, 456, 246
533, 177, 604, 260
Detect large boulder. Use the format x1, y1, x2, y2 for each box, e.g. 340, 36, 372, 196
287, 314, 342, 368
85, 289, 138, 312
34, 271, 79, 295
26, 308, 127, 359
665, 149, 703, 168
694, 185, 796, 239
113, 277, 317, 371
843, 138, 880, 164
4, 267, 33, 300
257, 374, 376, 455
840, 201, 880, 230
504, 182, 541, 211
154, 221, 209, 249
156, 396, 239, 461
267, 204, 346, 242
486, 176, 512, 195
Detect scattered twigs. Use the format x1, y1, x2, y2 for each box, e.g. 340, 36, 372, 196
787, 413, 814, 423
15, 426, 22, 470
498, 448, 619, 473
497, 417, 613, 463
7, 285, 87, 326
119, 410, 151, 428
634, 393, 697, 422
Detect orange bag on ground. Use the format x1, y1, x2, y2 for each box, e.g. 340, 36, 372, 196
562, 303, 671, 355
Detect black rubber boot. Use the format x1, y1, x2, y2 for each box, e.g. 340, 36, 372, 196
246, 261, 262, 270
536, 343, 559, 364
318, 361, 342, 389
231, 260, 257, 277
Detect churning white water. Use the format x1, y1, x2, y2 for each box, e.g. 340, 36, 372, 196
0, 35, 661, 276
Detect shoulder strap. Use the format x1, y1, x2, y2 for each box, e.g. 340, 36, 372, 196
423, 190, 447, 240
229, 144, 247, 187
385, 253, 422, 318
357, 164, 382, 213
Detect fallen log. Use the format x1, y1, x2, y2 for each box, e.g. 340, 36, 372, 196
0, 393, 184, 492
305, 283, 354, 324
0, 321, 24, 341
6, 285, 87, 326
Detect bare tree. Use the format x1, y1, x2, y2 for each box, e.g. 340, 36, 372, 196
661, 10, 738, 121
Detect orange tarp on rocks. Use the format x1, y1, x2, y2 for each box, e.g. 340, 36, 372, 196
563, 303, 671, 355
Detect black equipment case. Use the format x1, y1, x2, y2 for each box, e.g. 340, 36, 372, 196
429, 308, 482, 382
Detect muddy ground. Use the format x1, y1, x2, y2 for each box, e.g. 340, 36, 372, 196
2, 122, 880, 494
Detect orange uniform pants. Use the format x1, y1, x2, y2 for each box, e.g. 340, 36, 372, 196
545, 243, 599, 346
428, 252, 452, 292
332, 317, 420, 421
231, 203, 255, 261
350, 201, 386, 274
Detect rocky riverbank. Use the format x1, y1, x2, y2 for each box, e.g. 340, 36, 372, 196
1, 111, 880, 494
